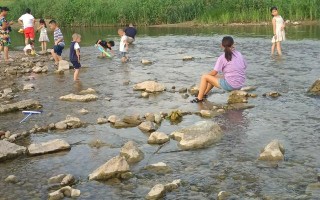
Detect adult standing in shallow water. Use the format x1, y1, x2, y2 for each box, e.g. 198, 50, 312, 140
125, 23, 137, 44
191, 36, 247, 103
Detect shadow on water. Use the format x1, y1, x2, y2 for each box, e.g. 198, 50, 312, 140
0, 25, 320, 199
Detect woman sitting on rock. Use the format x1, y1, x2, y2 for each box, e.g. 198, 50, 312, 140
191, 36, 247, 103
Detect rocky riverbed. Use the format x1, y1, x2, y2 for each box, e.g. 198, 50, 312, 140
0, 29, 320, 199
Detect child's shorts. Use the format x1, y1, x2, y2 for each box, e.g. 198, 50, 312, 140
219, 78, 236, 91
24, 27, 35, 39
0, 39, 11, 47
120, 51, 127, 57
71, 61, 81, 69
53, 45, 64, 56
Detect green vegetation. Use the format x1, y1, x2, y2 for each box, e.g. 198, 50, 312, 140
4, 0, 320, 26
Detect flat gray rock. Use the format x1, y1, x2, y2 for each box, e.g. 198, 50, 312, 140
0, 140, 26, 162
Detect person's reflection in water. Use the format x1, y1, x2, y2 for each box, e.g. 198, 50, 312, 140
73, 80, 83, 93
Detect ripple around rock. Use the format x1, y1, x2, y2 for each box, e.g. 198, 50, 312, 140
170, 121, 223, 150
59, 93, 98, 102
88, 155, 130, 181
0, 140, 26, 162
27, 139, 71, 156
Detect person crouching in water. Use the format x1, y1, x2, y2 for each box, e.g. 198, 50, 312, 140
23, 40, 35, 55
96, 39, 115, 57
190, 36, 247, 103
70, 33, 81, 81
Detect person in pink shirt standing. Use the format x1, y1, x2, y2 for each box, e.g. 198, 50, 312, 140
191, 36, 247, 103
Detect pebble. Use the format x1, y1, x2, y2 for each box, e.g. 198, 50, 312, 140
5, 175, 18, 183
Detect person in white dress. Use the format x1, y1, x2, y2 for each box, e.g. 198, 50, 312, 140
37, 19, 49, 52
271, 6, 285, 56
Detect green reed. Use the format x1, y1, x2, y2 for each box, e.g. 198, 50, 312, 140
4, 0, 320, 26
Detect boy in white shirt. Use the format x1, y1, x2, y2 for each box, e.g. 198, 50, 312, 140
18, 8, 35, 46
118, 29, 129, 63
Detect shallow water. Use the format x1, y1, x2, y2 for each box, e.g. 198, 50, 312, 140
1, 25, 320, 199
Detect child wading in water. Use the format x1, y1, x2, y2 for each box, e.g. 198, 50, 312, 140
96, 39, 115, 57
37, 19, 49, 52
118, 29, 129, 63
70, 33, 81, 81
49, 20, 65, 66
0, 21, 11, 62
271, 6, 285, 56
191, 36, 247, 103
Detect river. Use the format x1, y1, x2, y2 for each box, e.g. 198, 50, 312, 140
0, 24, 320, 199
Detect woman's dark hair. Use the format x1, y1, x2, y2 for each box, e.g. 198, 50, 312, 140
222, 36, 234, 61
270, 6, 278, 12
39, 19, 47, 28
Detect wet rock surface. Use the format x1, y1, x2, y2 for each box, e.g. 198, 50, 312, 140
0, 99, 41, 114
259, 140, 285, 161
133, 81, 166, 93
0, 141, 26, 161
27, 139, 71, 156
171, 121, 223, 150
88, 155, 130, 181
120, 141, 144, 163
59, 93, 98, 102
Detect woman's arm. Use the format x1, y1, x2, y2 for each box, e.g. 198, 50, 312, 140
208, 70, 218, 76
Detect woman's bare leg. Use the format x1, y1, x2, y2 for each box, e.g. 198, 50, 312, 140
197, 74, 220, 100
44, 42, 47, 51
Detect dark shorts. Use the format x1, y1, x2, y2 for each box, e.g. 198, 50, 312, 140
53, 45, 64, 56
120, 51, 127, 57
71, 61, 81, 69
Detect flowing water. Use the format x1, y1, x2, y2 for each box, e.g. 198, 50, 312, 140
0, 25, 320, 199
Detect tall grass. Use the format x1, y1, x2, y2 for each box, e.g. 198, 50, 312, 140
4, 0, 320, 26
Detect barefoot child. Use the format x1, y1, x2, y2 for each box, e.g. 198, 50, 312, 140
70, 33, 81, 81
118, 29, 129, 63
191, 36, 247, 103
96, 39, 115, 57
49, 20, 65, 66
37, 19, 49, 52
23, 40, 35, 55
271, 6, 285, 56
0, 21, 11, 62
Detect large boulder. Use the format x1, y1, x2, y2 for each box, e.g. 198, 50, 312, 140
0, 99, 41, 114
88, 155, 130, 181
58, 60, 70, 71
27, 139, 71, 156
258, 140, 285, 161
0, 140, 26, 162
228, 90, 248, 104
59, 94, 98, 102
148, 132, 170, 144
133, 81, 165, 93
120, 141, 144, 163
170, 121, 223, 150
307, 79, 320, 95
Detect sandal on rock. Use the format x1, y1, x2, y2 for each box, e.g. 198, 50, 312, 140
194, 94, 208, 99
190, 98, 204, 103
